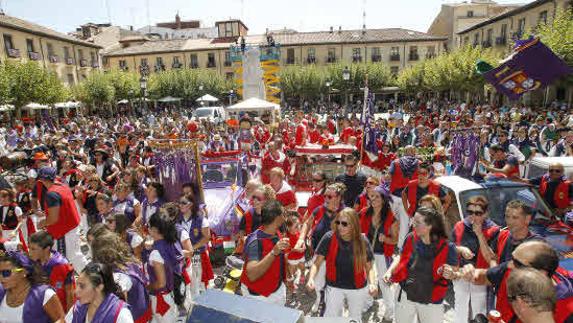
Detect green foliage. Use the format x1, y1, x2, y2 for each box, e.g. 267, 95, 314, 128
74, 72, 114, 107
148, 69, 234, 101
397, 46, 499, 95
0, 61, 67, 115
279, 63, 394, 102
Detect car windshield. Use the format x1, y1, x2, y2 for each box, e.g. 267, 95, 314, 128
194, 109, 213, 118
459, 186, 554, 227
202, 163, 239, 184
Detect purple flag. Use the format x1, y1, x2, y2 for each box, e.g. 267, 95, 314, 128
483, 38, 571, 101
362, 93, 378, 154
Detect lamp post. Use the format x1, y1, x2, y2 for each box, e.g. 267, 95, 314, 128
325, 81, 331, 109
229, 89, 234, 106
342, 66, 350, 113
199, 84, 204, 106
128, 89, 134, 115
140, 76, 147, 112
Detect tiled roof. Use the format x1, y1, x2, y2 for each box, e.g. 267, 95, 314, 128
105, 28, 445, 57
0, 14, 101, 48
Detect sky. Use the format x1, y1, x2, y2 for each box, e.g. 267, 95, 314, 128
1, 0, 534, 35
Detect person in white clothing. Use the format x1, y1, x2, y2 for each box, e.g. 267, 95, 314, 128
66, 262, 133, 323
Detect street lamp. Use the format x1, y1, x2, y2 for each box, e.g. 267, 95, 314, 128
140, 76, 147, 111
229, 89, 234, 106
342, 66, 350, 110
325, 81, 332, 108
128, 89, 134, 115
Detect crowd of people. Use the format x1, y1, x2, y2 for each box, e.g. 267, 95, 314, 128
0, 99, 570, 322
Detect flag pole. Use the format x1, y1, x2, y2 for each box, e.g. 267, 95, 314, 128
360, 73, 369, 163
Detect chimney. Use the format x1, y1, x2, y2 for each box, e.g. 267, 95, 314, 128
129, 25, 134, 31
338, 26, 342, 34
330, 26, 333, 33
175, 13, 181, 29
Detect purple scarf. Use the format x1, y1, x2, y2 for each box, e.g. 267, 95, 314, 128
71, 293, 126, 323
399, 156, 419, 178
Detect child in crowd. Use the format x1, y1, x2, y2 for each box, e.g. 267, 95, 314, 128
285, 211, 306, 289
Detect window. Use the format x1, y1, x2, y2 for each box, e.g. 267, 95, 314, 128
140, 58, 148, 66
225, 72, 234, 80
390, 66, 399, 75
390, 47, 400, 61
463, 36, 469, 45
47, 43, 54, 57
63, 46, 70, 59
155, 57, 164, 71
371, 47, 381, 62
474, 33, 480, 46
426, 46, 435, 59
352, 48, 361, 63
207, 53, 216, 68
3, 34, 15, 56
90, 52, 96, 65
485, 29, 493, 46
67, 73, 75, 85
26, 39, 34, 52
78, 49, 84, 60
225, 22, 234, 37
467, 11, 474, 18
501, 24, 508, 39
286, 48, 295, 64
538, 11, 548, 25
173, 56, 181, 68
327, 48, 336, 63
119, 60, 127, 70
517, 18, 526, 35
307, 48, 316, 64
190, 54, 198, 68
224, 51, 232, 66
409, 46, 419, 61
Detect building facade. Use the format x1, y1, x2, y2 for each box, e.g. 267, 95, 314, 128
103, 20, 447, 80
427, 0, 522, 51
0, 13, 101, 86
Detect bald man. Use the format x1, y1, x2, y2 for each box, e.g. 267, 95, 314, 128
526, 162, 572, 214
507, 268, 556, 323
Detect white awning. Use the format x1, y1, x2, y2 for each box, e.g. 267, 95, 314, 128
0, 104, 14, 112
158, 96, 182, 103
226, 97, 280, 112
195, 94, 219, 102
23, 103, 50, 110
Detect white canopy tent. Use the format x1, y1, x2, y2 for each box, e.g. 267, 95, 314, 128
0, 104, 14, 112
158, 96, 182, 103
195, 94, 219, 103
117, 99, 129, 104
54, 101, 81, 109
22, 103, 50, 110
226, 97, 281, 124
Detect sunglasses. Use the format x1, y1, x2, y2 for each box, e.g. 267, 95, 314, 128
0, 268, 24, 278
549, 169, 562, 173
466, 210, 485, 216
335, 220, 349, 227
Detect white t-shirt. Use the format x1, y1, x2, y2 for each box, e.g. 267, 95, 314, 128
149, 250, 164, 264
129, 232, 144, 249
113, 272, 133, 293
64, 306, 134, 323
0, 288, 56, 323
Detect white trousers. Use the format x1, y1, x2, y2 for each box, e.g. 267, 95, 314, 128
313, 258, 326, 305
241, 283, 286, 306
150, 293, 178, 323
59, 226, 89, 273
391, 196, 410, 248
374, 254, 394, 319
324, 285, 369, 322
453, 279, 487, 323
395, 289, 444, 323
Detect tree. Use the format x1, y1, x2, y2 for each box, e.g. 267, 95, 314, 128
148, 69, 234, 103
74, 72, 114, 109
106, 69, 139, 101
2, 61, 68, 116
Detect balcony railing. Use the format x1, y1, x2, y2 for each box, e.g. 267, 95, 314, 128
390, 54, 400, 61
425, 53, 436, 59
172, 62, 182, 69
473, 41, 480, 47
352, 55, 362, 63
482, 40, 492, 48
49, 55, 58, 63
154, 64, 165, 72
495, 37, 507, 45
65, 57, 75, 65
207, 61, 216, 68
326, 56, 336, 63
408, 53, 419, 61
119, 65, 128, 71
28, 51, 41, 61
190, 62, 199, 69
307, 56, 316, 64
91, 61, 99, 68
371, 54, 382, 62
80, 59, 88, 67
512, 31, 523, 40
7, 48, 20, 58
224, 61, 232, 67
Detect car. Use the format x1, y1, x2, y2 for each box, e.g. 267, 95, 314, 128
193, 106, 227, 125
435, 175, 573, 270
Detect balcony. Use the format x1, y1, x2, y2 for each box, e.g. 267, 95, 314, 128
224, 61, 232, 67
495, 37, 507, 45
190, 62, 199, 69
408, 53, 419, 61
80, 59, 88, 67
286, 57, 295, 65
371, 54, 382, 62
48, 55, 58, 63
306, 56, 316, 64
28, 51, 41, 61
154, 64, 165, 72
172, 62, 182, 69
65, 57, 75, 65
91, 61, 99, 68
352, 55, 362, 63
390, 54, 400, 62
119, 65, 128, 71
326, 56, 336, 63
206, 61, 216, 68
7, 48, 20, 58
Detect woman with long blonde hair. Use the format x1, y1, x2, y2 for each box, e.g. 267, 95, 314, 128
307, 208, 378, 319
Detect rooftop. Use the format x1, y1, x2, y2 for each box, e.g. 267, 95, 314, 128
0, 13, 101, 48
106, 27, 446, 57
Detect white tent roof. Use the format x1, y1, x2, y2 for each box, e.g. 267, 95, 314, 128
227, 97, 280, 112
23, 103, 50, 110
158, 96, 182, 103
54, 101, 81, 109
0, 104, 14, 112
117, 99, 129, 104
196, 94, 219, 102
